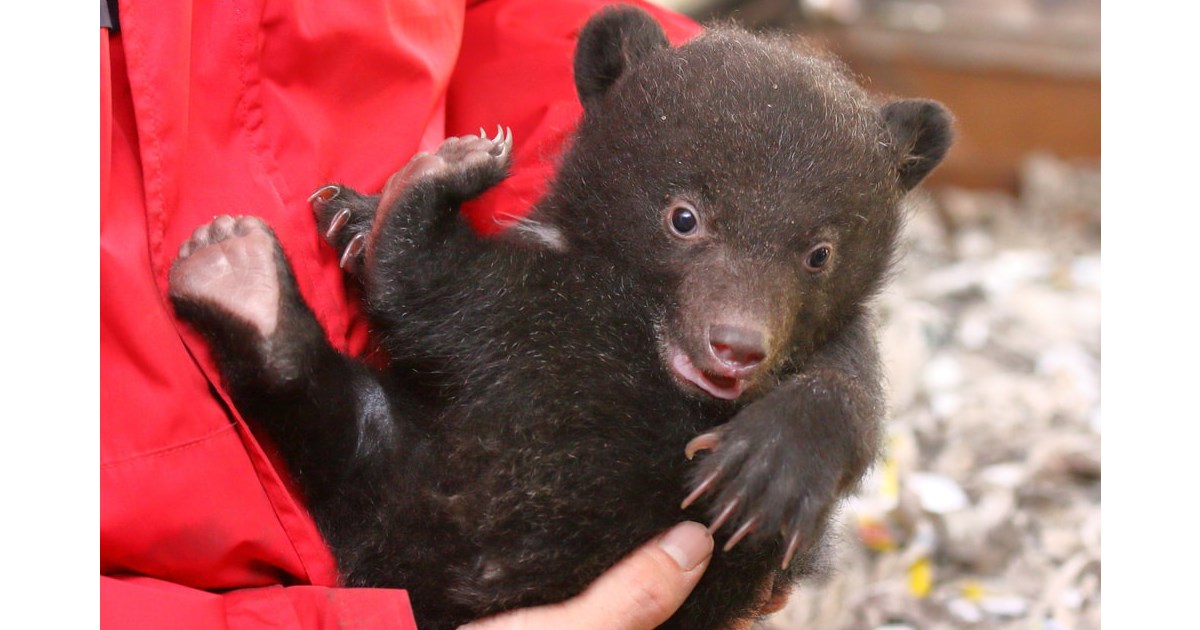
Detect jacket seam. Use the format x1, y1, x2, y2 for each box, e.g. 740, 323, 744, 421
226, 0, 329, 585
101, 424, 235, 469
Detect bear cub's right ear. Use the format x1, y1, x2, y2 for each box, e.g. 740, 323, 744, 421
574, 6, 669, 112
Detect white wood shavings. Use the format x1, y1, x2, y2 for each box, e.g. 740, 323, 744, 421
767, 154, 1099, 630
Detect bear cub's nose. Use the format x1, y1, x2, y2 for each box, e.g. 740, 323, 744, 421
709, 325, 767, 370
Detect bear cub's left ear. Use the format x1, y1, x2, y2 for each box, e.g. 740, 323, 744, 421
882, 99, 954, 191
574, 6, 669, 113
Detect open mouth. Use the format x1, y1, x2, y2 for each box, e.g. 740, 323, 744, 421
669, 347, 748, 400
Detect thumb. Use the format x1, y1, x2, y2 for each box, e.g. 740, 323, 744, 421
572, 521, 714, 629
461, 521, 714, 630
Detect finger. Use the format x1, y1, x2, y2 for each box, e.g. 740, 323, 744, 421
460, 522, 713, 630
571, 521, 713, 629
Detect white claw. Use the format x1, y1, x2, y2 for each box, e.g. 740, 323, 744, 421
504, 126, 513, 149
307, 184, 341, 204
326, 208, 351, 240
480, 127, 487, 139
495, 125, 503, 143
339, 233, 366, 270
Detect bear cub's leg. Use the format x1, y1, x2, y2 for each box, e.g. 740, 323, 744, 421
170, 215, 401, 506
313, 128, 513, 275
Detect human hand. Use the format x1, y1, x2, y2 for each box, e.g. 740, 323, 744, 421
460, 521, 713, 630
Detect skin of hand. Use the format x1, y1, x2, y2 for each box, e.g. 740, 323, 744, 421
460, 521, 714, 630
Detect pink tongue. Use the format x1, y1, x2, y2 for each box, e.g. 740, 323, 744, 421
672, 352, 745, 400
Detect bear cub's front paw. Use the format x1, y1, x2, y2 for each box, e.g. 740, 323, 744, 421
682, 406, 838, 569
424, 126, 514, 200
310, 184, 380, 273
311, 127, 514, 273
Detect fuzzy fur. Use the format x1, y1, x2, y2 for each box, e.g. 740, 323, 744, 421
169, 6, 952, 629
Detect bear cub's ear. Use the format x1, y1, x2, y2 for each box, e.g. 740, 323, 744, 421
574, 6, 669, 112
881, 99, 954, 191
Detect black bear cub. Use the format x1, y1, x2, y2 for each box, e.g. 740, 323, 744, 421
169, 6, 952, 629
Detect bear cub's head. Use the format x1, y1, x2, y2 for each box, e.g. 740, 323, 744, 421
533, 6, 953, 401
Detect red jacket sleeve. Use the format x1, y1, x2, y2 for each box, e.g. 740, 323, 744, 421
101, 1, 697, 628
102, 576, 417, 629
101, 1, 457, 625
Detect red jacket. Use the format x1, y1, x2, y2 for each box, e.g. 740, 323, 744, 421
100, 1, 699, 627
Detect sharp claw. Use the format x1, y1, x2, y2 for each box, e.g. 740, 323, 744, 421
680, 468, 721, 510
340, 233, 366, 269
326, 208, 351, 239
480, 127, 487, 139
707, 498, 740, 535
495, 125, 503, 142
723, 516, 760, 552
504, 126, 513, 150
685, 432, 721, 460
308, 184, 341, 205
781, 529, 802, 570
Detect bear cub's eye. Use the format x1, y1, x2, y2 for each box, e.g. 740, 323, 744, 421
666, 202, 700, 237
804, 243, 833, 272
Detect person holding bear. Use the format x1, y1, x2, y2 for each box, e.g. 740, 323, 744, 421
149, 1, 952, 627
101, 0, 722, 627
103, 0, 949, 626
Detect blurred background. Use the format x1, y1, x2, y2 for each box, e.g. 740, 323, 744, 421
647, 1, 1101, 628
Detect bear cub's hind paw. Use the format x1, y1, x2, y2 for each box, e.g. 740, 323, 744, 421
169, 215, 286, 339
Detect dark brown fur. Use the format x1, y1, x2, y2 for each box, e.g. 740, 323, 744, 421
168, 6, 952, 628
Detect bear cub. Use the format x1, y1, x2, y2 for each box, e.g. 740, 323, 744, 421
169, 6, 952, 629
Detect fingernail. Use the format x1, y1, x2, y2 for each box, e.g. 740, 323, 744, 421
658, 521, 713, 571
